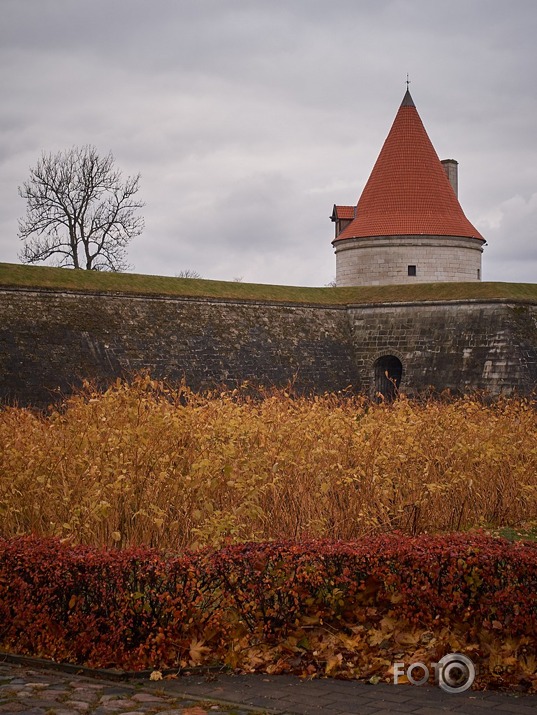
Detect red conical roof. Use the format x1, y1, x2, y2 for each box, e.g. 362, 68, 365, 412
334, 90, 483, 241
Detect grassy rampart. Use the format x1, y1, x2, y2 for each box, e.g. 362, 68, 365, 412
1, 262, 537, 304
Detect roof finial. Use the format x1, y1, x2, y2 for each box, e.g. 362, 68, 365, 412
401, 77, 415, 107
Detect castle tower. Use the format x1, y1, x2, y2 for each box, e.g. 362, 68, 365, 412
331, 89, 485, 286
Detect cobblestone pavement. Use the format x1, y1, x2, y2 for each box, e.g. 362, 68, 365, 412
2, 661, 537, 715
0, 663, 262, 715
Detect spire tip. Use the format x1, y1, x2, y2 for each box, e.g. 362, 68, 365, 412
401, 76, 415, 107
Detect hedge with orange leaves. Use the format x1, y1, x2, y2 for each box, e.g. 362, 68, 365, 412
1, 533, 536, 689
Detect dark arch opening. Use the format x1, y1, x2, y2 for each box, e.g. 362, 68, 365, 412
374, 355, 403, 401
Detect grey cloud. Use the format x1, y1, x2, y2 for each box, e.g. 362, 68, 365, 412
482, 193, 537, 281
1, 0, 537, 285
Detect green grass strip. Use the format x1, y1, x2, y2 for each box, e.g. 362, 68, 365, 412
1, 262, 537, 305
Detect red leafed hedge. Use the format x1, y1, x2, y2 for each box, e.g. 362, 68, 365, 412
0, 533, 536, 675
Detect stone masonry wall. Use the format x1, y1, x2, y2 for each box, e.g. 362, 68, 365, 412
0, 288, 358, 407
1, 288, 537, 407
335, 235, 483, 286
349, 301, 537, 397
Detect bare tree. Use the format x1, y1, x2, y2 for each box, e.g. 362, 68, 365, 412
175, 269, 202, 279
18, 145, 144, 271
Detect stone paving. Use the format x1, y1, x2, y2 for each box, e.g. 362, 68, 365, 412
2, 661, 537, 715
0, 663, 260, 715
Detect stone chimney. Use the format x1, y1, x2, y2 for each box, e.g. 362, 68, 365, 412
441, 159, 458, 197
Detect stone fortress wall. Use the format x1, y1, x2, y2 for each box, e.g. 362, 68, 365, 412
1, 286, 536, 407
0, 288, 358, 407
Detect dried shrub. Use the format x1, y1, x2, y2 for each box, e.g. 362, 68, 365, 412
1, 376, 537, 549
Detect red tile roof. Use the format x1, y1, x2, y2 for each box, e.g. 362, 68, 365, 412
334, 90, 484, 242
332, 205, 355, 219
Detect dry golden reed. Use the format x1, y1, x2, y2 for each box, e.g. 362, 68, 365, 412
1, 375, 536, 550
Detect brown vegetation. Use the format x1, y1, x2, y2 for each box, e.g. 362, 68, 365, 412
1, 375, 536, 550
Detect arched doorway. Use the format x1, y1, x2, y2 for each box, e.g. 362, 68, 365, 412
373, 355, 403, 401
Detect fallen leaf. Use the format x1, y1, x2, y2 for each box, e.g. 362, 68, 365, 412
368, 630, 387, 646
325, 653, 343, 675
189, 638, 210, 665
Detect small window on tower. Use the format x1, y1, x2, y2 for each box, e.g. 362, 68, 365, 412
477, 269, 481, 280
408, 265, 417, 277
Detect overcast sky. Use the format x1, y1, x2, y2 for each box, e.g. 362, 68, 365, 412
1, 0, 536, 286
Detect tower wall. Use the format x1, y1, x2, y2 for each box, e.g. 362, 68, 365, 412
334, 235, 484, 287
